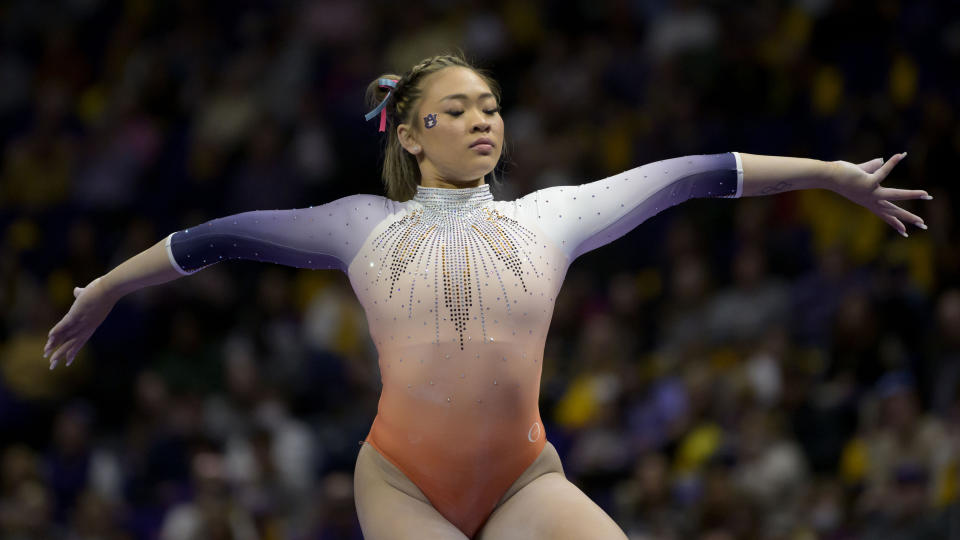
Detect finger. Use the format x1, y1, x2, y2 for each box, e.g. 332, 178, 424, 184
66, 348, 80, 367
50, 339, 83, 369
876, 187, 931, 201
873, 152, 906, 181
48, 316, 73, 340
878, 212, 908, 237
48, 314, 78, 341
49, 341, 65, 369
74, 286, 82, 298
49, 336, 79, 370
64, 338, 85, 367
49, 327, 80, 353
44, 333, 61, 358
49, 322, 63, 338
878, 200, 925, 228
857, 157, 884, 173
48, 340, 69, 370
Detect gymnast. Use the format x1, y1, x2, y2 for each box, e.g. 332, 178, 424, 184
43, 52, 929, 539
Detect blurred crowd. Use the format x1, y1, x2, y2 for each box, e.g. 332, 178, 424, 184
2, 0, 960, 538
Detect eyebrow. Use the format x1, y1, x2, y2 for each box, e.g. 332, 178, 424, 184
440, 92, 496, 102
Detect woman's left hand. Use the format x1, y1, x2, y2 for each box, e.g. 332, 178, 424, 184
828, 152, 931, 237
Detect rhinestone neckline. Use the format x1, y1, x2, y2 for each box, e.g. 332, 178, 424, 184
413, 183, 493, 211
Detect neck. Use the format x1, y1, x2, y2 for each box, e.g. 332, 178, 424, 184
418, 176, 486, 189
413, 183, 493, 211
416, 160, 486, 189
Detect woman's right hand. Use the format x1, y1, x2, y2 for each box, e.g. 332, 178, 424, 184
43, 276, 118, 370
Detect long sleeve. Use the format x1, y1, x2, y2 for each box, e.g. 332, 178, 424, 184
164, 193, 394, 275
516, 152, 743, 262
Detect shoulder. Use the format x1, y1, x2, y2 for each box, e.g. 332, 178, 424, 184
504, 184, 582, 220
315, 193, 418, 219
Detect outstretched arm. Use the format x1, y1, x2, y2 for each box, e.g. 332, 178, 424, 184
44, 193, 393, 369
90, 193, 389, 299
517, 151, 930, 264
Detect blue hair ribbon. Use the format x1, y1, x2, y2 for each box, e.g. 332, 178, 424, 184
364, 77, 399, 132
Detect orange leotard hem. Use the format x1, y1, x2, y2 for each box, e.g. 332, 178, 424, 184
361, 434, 423, 494
364, 416, 547, 538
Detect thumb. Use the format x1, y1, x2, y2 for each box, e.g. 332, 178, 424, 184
74, 286, 82, 298
857, 157, 884, 173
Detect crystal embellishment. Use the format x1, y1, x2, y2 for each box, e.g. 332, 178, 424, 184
368, 184, 542, 349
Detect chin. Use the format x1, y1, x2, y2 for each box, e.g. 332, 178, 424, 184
449, 166, 494, 181
444, 161, 497, 182
470, 169, 497, 181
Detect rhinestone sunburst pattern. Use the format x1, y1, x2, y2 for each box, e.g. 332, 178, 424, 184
368, 191, 542, 350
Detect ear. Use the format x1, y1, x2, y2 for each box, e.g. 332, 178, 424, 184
397, 123, 421, 156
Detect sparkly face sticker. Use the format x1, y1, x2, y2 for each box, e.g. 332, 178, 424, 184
423, 113, 438, 129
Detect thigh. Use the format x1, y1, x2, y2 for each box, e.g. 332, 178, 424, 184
353, 442, 468, 540
477, 472, 628, 540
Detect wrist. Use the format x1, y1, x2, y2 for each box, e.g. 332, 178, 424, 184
96, 273, 126, 302
819, 160, 842, 191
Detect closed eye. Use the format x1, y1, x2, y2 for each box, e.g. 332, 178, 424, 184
447, 108, 500, 117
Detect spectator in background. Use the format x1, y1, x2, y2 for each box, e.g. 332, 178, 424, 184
66, 489, 127, 540
861, 465, 947, 540
930, 289, 960, 416
790, 242, 864, 349
658, 251, 714, 357
160, 450, 257, 540
1, 82, 75, 214
0, 479, 62, 540
44, 403, 122, 523
848, 371, 952, 517
705, 240, 791, 349
613, 451, 685, 539
304, 472, 364, 540
732, 407, 807, 536
799, 478, 851, 540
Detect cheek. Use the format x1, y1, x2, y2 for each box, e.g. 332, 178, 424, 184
424, 121, 460, 154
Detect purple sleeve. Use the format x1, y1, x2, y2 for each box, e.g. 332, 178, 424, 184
164, 194, 394, 274
516, 152, 743, 262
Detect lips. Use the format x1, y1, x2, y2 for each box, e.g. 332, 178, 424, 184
469, 137, 495, 148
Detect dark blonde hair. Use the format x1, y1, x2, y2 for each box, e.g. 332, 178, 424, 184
365, 50, 506, 201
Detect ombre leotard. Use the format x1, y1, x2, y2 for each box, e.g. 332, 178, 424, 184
165, 152, 743, 537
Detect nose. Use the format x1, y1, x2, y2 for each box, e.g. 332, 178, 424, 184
471, 111, 491, 132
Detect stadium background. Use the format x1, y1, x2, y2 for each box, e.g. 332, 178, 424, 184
2, 0, 959, 538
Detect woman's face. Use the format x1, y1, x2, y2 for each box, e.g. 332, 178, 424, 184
398, 66, 504, 188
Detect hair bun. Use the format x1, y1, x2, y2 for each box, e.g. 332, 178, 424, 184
365, 73, 402, 111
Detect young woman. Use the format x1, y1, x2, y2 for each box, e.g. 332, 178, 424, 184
43, 52, 929, 539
